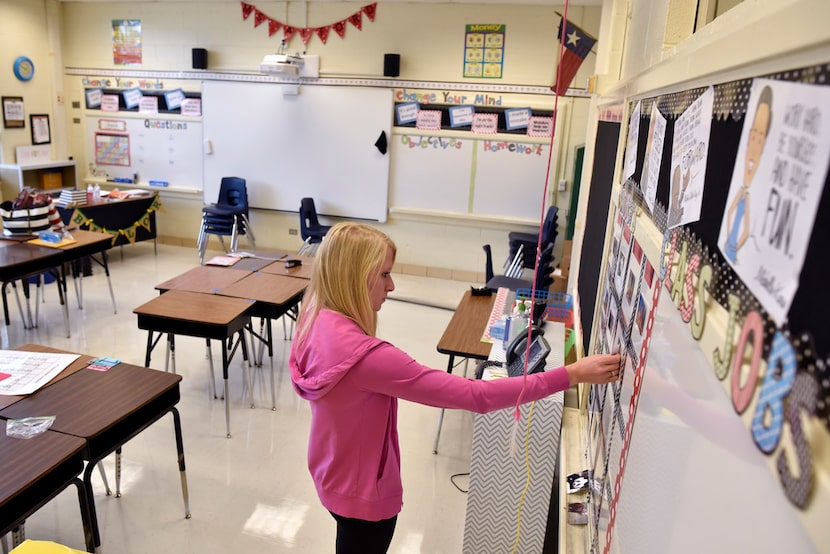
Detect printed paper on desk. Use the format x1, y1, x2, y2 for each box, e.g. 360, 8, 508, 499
0, 351, 80, 395
206, 254, 241, 267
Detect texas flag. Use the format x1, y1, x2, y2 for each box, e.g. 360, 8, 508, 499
552, 18, 597, 96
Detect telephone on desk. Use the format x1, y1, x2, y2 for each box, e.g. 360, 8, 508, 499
477, 327, 551, 379
505, 327, 551, 377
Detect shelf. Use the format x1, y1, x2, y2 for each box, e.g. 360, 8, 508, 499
0, 160, 78, 201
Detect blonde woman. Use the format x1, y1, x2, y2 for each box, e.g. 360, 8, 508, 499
290, 222, 620, 553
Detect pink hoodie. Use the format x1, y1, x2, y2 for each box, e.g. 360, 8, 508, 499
289, 309, 571, 521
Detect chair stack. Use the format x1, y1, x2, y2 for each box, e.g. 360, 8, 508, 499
298, 197, 331, 256
483, 242, 555, 292
507, 205, 559, 270
197, 177, 256, 264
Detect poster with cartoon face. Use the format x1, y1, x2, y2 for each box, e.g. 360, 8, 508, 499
668, 86, 714, 228
717, 78, 830, 325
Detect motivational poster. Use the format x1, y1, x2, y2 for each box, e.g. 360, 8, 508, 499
668, 86, 714, 228
640, 104, 667, 213
624, 101, 641, 180
718, 78, 830, 325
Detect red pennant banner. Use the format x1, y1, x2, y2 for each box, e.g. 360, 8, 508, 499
362, 3, 377, 22
242, 3, 376, 45
316, 25, 331, 45
241, 2, 254, 20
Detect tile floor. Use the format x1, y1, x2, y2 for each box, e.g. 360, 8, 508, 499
2, 242, 480, 553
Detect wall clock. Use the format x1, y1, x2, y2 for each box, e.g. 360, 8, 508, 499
13, 56, 34, 81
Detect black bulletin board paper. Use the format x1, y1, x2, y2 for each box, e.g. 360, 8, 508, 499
202, 82, 392, 222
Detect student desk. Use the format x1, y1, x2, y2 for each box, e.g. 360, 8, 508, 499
258, 255, 314, 280
0, 241, 65, 328
217, 272, 307, 387
154, 265, 252, 294
433, 289, 498, 453
1, 230, 116, 337
133, 289, 251, 438
0, 344, 189, 553
0, 428, 93, 552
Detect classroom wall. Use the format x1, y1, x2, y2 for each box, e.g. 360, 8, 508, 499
43, 0, 602, 277
0, 0, 60, 165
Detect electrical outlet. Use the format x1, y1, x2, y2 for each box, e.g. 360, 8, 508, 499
288, 228, 298, 236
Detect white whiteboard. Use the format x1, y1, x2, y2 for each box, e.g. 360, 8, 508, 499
471, 140, 550, 219
202, 81, 392, 222
85, 115, 204, 188
389, 134, 473, 213
390, 133, 551, 219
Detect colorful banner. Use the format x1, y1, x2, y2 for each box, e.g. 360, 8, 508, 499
71, 195, 162, 246
241, 2, 376, 45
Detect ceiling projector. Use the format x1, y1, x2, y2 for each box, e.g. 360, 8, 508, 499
260, 53, 304, 75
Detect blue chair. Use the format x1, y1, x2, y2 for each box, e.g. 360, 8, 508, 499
298, 197, 331, 255
198, 177, 256, 263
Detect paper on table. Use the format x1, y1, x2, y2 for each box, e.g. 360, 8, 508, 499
0, 351, 80, 395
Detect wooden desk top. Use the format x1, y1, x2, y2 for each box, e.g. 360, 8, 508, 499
0, 347, 92, 411
134, 289, 251, 325
58, 228, 113, 250
259, 255, 314, 279
0, 242, 64, 280
218, 272, 307, 304
0, 427, 85, 525
155, 265, 251, 294
0, 344, 182, 440
437, 290, 497, 360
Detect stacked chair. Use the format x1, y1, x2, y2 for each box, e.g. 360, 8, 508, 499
483, 205, 559, 292
483, 242, 555, 292
507, 205, 558, 271
197, 177, 256, 263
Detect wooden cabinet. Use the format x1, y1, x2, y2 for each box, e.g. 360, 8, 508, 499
0, 160, 78, 200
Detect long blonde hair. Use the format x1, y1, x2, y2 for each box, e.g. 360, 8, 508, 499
297, 222, 396, 338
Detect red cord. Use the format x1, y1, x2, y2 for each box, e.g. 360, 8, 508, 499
514, 0, 570, 420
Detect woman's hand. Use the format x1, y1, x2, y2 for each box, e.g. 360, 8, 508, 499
565, 353, 622, 386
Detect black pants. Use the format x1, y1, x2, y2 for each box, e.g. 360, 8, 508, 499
330, 512, 397, 554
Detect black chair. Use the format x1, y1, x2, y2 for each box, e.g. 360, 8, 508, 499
508, 206, 559, 269
298, 198, 331, 254
198, 177, 256, 263
483, 242, 554, 292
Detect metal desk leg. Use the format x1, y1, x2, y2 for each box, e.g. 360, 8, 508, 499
206, 339, 218, 399
221, 338, 231, 438
433, 354, 456, 454
170, 407, 191, 518
99, 252, 117, 314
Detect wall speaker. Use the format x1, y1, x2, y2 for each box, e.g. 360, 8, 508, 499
383, 53, 400, 78
192, 48, 208, 70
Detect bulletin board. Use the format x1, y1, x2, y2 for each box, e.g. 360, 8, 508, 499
201, 81, 392, 222
580, 63, 830, 553
85, 114, 204, 187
